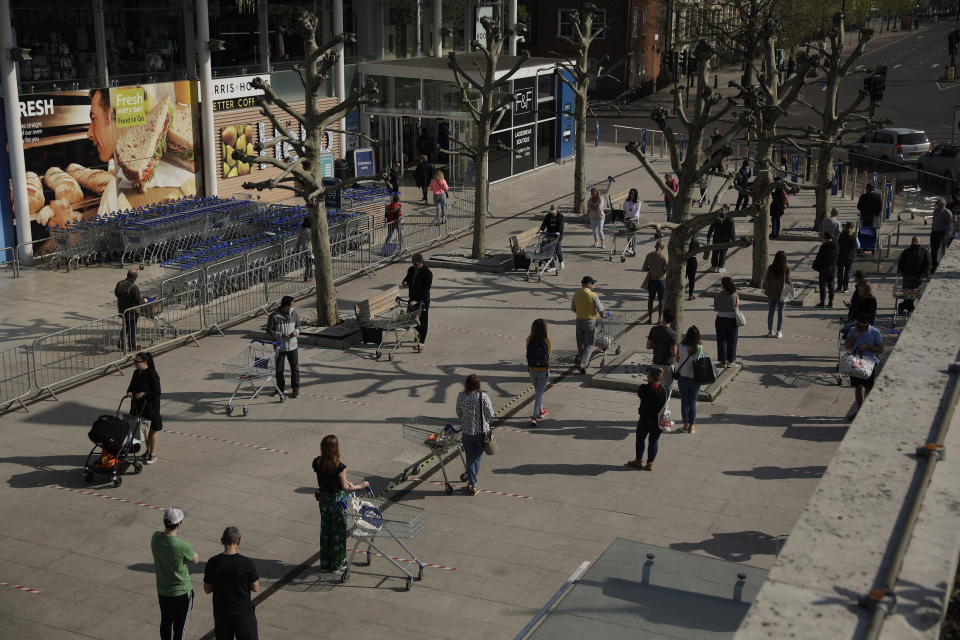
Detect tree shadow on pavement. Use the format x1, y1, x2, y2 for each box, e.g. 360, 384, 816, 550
670, 530, 786, 563
3, 454, 89, 488
523, 419, 632, 441
491, 463, 632, 476
723, 465, 827, 480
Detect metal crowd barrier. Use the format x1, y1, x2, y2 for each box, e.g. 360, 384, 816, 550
123, 290, 205, 352
0, 344, 33, 411
31, 315, 126, 399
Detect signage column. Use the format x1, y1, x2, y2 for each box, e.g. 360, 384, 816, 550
1, 0, 33, 259
197, 0, 218, 196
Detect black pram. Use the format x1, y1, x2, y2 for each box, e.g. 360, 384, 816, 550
83, 398, 144, 487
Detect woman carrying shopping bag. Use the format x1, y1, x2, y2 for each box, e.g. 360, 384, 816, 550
626, 366, 669, 470
587, 187, 606, 247
127, 352, 163, 464
429, 170, 450, 224
675, 327, 704, 434
526, 319, 552, 427
312, 435, 369, 572
713, 277, 742, 368
455, 374, 494, 496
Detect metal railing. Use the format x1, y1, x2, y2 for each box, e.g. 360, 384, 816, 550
0, 344, 33, 411
0, 246, 17, 277
122, 290, 205, 353
31, 315, 127, 399
611, 126, 669, 158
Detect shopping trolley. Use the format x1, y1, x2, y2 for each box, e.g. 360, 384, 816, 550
522, 232, 559, 282
222, 339, 284, 415
594, 311, 623, 367
371, 297, 425, 360
893, 274, 927, 314
338, 487, 427, 590
833, 315, 905, 385
401, 417, 468, 495
609, 219, 640, 262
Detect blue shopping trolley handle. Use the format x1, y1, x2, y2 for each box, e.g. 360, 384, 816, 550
604, 311, 612, 319
251, 339, 282, 347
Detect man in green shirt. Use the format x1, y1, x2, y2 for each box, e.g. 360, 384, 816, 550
151, 507, 199, 640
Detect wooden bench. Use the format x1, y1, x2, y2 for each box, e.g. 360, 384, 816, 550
509, 226, 542, 255
355, 285, 400, 325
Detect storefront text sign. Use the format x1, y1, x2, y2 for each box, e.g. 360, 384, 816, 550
114, 87, 146, 128
209, 75, 268, 112
353, 148, 376, 177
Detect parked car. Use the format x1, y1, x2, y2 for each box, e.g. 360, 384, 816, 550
850, 128, 932, 164
918, 143, 960, 179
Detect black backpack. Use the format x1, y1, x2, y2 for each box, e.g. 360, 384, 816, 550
526, 339, 549, 368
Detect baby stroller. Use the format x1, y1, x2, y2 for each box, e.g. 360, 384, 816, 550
83, 398, 144, 487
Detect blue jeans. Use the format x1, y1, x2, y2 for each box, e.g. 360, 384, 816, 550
384, 221, 403, 249
433, 192, 447, 222
771, 213, 781, 237
530, 369, 549, 416
837, 259, 853, 291
677, 375, 700, 425
715, 316, 738, 363
462, 432, 484, 487
767, 298, 785, 332
635, 417, 661, 462
665, 201, 673, 222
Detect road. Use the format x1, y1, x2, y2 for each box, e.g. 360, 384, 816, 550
594, 19, 958, 148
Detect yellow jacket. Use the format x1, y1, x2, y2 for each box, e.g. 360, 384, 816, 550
572, 288, 604, 320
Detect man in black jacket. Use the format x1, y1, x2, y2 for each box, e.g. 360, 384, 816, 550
734, 161, 752, 210
857, 183, 883, 228
706, 207, 736, 272
813, 232, 840, 307
414, 155, 434, 203
539, 204, 565, 269
896, 236, 930, 314
626, 367, 669, 471
402, 253, 433, 350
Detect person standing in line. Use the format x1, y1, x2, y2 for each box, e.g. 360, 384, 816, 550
820, 207, 841, 241
769, 182, 787, 239
526, 319, 551, 427
587, 187, 606, 247
626, 367, 669, 470
151, 507, 199, 640
456, 374, 494, 495
946, 187, 960, 247
623, 188, 641, 256
642, 240, 668, 324
383, 195, 403, 253
402, 253, 433, 351
675, 326, 704, 434
734, 161, 752, 210
298, 216, 313, 282
539, 204, 565, 269
115, 268, 146, 352
713, 277, 740, 368
686, 235, 700, 301
127, 352, 163, 464
203, 527, 260, 640
762, 251, 791, 338
707, 204, 735, 273
571, 276, 605, 374
845, 273, 877, 325
428, 169, 450, 224
836, 221, 857, 292
664, 173, 678, 222
857, 183, 882, 228
647, 309, 678, 391
813, 232, 839, 308
844, 313, 884, 408
388, 160, 402, 194
896, 236, 930, 315
930, 197, 953, 272
313, 435, 369, 572
414, 155, 434, 203
266, 296, 300, 398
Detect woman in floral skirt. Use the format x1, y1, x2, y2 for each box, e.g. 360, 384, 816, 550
312, 434, 369, 572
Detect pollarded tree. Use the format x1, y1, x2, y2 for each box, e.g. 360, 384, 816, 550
800, 13, 873, 232
235, 11, 380, 327
447, 16, 529, 259
623, 41, 759, 331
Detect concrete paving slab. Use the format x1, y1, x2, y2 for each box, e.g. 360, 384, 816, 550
592, 350, 742, 401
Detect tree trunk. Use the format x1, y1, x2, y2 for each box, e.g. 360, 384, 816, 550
574, 87, 588, 215
751, 139, 773, 287
471, 125, 490, 259
813, 141, 833, 232
309, 200, 338, 326
665, 185, 695, 332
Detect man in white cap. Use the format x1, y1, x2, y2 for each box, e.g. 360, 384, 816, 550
151, 507, 199, 640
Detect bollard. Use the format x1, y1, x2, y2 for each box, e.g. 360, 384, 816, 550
640, 128, 647, 155
595, 120, 600, 147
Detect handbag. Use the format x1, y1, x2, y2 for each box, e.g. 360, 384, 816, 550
484, 430, 497, 455
839, 352, 876, 379
692, 348, 717, 384
658, 405, 673, 432
780, 284, 796, 303
735, 307, 747, 327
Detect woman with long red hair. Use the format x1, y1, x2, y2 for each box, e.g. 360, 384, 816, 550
312, 435, 368, 572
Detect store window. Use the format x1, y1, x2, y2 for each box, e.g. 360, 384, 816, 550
12, 1, 100, 92
268, 3, 308, 71
364, 75, 421, 113
536, 73, 554, 121
557, 8, 606, 40
103, 0, 189, 84
209, 0, 261, 75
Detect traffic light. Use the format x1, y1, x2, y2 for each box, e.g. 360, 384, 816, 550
679, 50, 688, 75
949, 30, 959, 56
869, 74, 884, 102
688, 53, 698, 75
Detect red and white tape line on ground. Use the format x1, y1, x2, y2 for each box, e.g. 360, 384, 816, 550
308, 393, 366, 406
165, 430, 288, 454
783, 415, 837, 422
48, 484, 167, 510
496, 426, 530, 434
434, 324, 523, 341
0, 581, 40, 594
409, 477, 532, 500
346, 548, 456, 571
790, 334, 839, 343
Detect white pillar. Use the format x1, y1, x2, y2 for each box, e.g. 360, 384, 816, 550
196, 0, 218, 197
508, 0, 518, 56
334, 0, 346, 156
0, 0, 33, 261
433, 0, 442, 57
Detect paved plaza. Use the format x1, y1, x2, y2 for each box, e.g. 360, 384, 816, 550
0, 145, 927, 638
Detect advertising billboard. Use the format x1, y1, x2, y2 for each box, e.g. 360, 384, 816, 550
17, 81, 202, 243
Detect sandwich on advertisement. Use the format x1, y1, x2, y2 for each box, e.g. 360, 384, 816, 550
166, 103, 197, 172
116, 93, 173, 192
